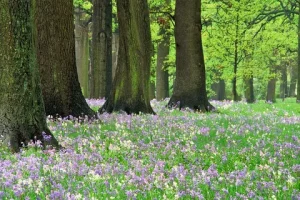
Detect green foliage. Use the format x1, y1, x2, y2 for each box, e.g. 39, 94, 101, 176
202, 0, 297, 99
73, 0, 92, 11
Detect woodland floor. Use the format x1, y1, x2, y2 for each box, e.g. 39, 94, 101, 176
0, 98, 299, 199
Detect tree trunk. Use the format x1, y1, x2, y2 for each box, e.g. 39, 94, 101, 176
91, 0, 112, 99
167, 0, 213, 111
112, 30, 119, 80
244, 76, 255, 103
99, 0, 154, 114
219, 80, 226, 100
156, 27, 170, 101
289, 65, 297, 97
156, 0, 170, 101
210, 82, 218, 100
211, 80, 226, 100
149, 82, 156, 100
75, 10, 90, 97
0, 0, 59, 152
35, 0, 95, 118
280, 65, 288, 100
266, 77, 277, 103
297, 11, 300, 102
232, 14, 240, 102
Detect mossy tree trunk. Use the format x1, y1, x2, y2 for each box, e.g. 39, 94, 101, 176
91, 0, 112, 99
0, 0, 59, 153
35, 0, 95, 118
167, 0, 213, 111
99, 0, 154, 114
75, 9, 90, 98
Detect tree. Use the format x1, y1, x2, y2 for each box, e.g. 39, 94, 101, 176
266, 75, 277, 103
280, 64, 288, 100
244, 76, 255, 103
250, 0, 300, 102
211, 79, 226, 100
167, 0, 213, 111
202, 0, 257, 102
155, 0, 171, 101
75, 8, 91, 97
35, 0, 95, 118
99, 0, 154, 114
0, 0, 59, 152
112, 27, 119, 80
90, 0, 113, 99
289, 64, 297, 96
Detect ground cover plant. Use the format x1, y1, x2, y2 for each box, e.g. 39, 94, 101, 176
0, 99, 299, 199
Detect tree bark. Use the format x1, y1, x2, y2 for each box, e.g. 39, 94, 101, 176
297, 11, 300, 102
91, 0, 112, 99
99, 0, 154, 114
112, 30, 119, 80
218, 80, 226, 100
266, 77, 277, 103
167, 0, 213, 111
156, 26, 170, 101
0, 0, 59, 152
289, 65, 297, 97
280, 65, 288, 100
156, 0, 171, 101
75, 10, 90, 97
149, 82, 156, 100
244, 76, 255, 103
211, 80, 226, 100
232, 14, 240, 102
35, 0, 95, 118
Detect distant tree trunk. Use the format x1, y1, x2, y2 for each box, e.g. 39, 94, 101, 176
0, 0, 59, 152
210, 82, 218, 100
211, 80, 226, 100
219, 80, 226, 100
266, 77, 277, 103
99, 0, 154, 114
156, 27, 170, 101
297, 12, 300, 102
112, 29, 119, 80
210, 68, 225, 101
289, 65, 297, 97
35, 0, 95, 118
156, 0, 170, 101
91, 0, 112, 99
149, 43, 156, 100
75, 10, 90, 97
232, 14, 240, 102
280, 66, 288, 100
168, 0, 213, 111
244, 76, 255, 103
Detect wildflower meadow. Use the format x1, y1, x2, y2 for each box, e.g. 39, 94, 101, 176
0, 99, 299, 199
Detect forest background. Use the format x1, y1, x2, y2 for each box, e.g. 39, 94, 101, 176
74, 0, 299, 103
